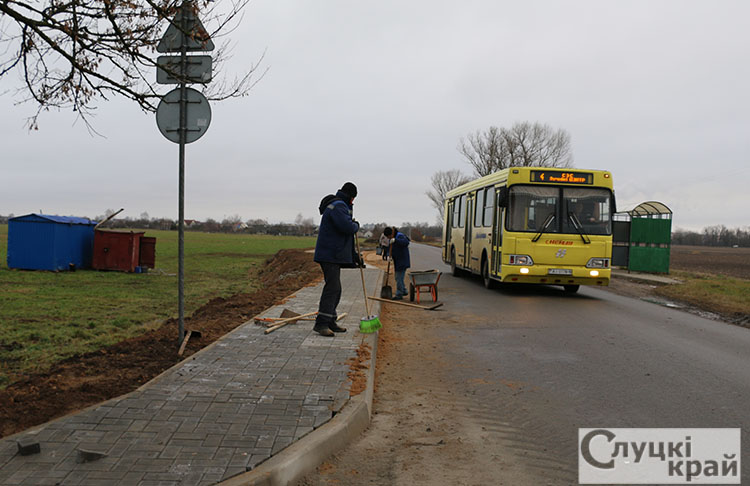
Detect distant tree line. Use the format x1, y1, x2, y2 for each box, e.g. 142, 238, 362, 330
92, 212, 319, 237
0, 214, 744, 247
366, 222, 443, 244
672, 226, 750, 247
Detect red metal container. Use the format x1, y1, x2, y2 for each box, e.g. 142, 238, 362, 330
92, 230, 145, 272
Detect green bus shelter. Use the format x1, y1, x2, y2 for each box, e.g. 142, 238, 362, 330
612, 201, 672, 273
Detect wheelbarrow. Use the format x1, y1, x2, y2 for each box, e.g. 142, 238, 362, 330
408, 269, 442, 303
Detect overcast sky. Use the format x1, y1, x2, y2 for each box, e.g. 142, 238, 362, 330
2, 0, 748, 231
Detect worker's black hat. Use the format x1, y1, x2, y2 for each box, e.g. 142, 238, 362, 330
340, 182, 358, 199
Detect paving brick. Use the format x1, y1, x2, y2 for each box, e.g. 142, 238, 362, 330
155, 445, 183, 462
294, 427, 314, 440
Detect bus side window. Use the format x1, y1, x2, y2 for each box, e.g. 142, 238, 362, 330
474, 190, 484, 228
458, 194, 467, 228
452, 198, 460, 228
483, 187, 494, 227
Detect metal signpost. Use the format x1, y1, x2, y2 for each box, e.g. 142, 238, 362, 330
155, 1, 214, 346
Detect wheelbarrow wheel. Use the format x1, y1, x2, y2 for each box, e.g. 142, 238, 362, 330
409, 283, 415, 302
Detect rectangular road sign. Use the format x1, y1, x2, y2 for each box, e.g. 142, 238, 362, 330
157, 55, 212, 84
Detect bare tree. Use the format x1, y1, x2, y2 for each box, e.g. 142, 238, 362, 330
425, 169, 472, 223
0, 0, 264, 129
294, 213, 315, 235
459, 122, 574, 177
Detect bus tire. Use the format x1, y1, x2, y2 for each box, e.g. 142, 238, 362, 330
450, 248, 461, 277
482, 258, 495, 289
564, 284, 580, 294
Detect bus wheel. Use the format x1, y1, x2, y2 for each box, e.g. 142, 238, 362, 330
564, 284, 580, 294
482, 259, 494, 289
451, 248, 461, 277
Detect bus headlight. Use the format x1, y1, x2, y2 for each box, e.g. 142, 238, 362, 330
508, 255, 534, 266
586, 258, 610, 269
589, 270, 600, 277
520, 267, 530, 274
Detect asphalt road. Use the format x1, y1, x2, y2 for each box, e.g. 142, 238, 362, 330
410, 242, 749, 484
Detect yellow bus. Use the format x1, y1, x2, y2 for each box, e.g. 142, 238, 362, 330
442, 167, 615, 293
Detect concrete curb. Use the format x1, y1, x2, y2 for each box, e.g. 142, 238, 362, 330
218, 272, 383, 486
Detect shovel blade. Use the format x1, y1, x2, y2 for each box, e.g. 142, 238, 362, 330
380, 285, 392, 299
280, 308, 301, 319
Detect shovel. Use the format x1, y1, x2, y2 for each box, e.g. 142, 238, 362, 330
380, 244, 393, 299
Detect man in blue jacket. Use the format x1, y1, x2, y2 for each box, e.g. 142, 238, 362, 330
312, 182, 360, 336
383, 226, 410, 300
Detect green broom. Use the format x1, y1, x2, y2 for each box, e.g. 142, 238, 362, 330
354, 232, 382, 333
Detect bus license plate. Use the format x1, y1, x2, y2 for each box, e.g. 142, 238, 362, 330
548, 269, 572, 275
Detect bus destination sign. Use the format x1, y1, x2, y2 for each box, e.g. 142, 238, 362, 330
531, 171, 593, 184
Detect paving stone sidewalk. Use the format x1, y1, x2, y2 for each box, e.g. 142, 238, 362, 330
0, 267, 381, 486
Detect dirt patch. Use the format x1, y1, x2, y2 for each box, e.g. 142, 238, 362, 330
346, 343, 371, 396
0, 248, 321, 439
670, 245, 750, 279
604, 276, 664, 300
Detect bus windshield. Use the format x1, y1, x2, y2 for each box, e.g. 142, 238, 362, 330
507, 185, 612, 236
563, 187, 612, 235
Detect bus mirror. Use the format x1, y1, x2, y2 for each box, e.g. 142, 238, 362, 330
497, 187, 508, 208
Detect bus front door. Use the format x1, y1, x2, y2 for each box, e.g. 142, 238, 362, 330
444, 199, 453, 262
492, 194, 503, 276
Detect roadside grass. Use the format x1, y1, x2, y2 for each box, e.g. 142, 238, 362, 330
0, 224, 315, 387
655, 270, 750, 317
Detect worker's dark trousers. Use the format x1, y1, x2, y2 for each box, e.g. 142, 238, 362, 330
316, 262, 341, 328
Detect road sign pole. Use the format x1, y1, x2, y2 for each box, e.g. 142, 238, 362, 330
177, 1, 189, 346
155, 0, 214, 349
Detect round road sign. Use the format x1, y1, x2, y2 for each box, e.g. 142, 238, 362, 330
156, 87, 212, 144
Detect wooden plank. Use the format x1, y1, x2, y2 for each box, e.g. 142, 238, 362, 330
367, 296, 443, 310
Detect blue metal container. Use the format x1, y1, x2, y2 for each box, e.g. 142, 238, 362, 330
7, 214, 98, 271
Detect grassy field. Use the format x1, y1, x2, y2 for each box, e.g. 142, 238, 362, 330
0, 224, 315, 386
656, 270, 750, 318
655, 245, 750, 318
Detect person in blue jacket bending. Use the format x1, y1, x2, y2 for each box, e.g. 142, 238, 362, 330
312, 182, 360, 336
383, 226, 410, 300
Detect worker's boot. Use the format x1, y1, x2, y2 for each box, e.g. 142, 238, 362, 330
313, 324, 334, 337
313, 316, 333, 337
329, 323, 347, 333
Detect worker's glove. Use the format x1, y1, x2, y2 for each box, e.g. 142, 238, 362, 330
352, 219, 360, 231
389, 238, 395, 245
354, 252, 365, 268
